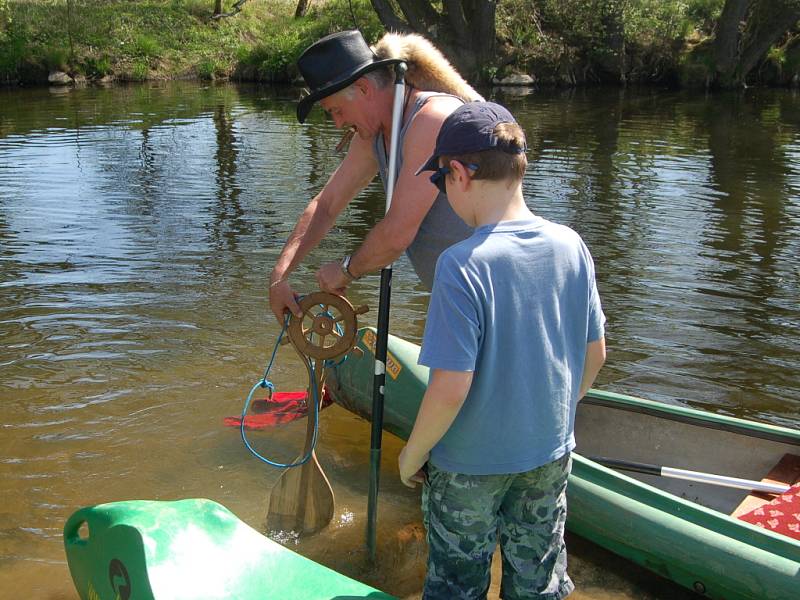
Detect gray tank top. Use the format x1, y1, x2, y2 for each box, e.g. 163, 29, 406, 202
374, 92, 473, 291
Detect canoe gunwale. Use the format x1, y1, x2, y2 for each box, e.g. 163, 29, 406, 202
571, 453, 800, 553
583, 390, 800, 446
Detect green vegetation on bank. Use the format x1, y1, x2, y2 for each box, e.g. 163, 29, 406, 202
1, 0, 799, 88
0, 0, 383, 84
496, 0, 722, 85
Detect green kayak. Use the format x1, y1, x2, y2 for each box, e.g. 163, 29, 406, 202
64, 498, 395, 600
327, 328, 800, 600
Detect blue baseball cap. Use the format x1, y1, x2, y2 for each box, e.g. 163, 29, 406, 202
416, 101, 526, 175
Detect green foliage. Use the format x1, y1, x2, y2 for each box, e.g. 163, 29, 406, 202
0, 29, 25, 80
496, 1, 544, 48
0, 0, 273, 82
197, 57, 223, 80
82, 54, 112, 78
482, 65, 498, 82
623, 1, 693, 44
0, 0, 11, 43
174, 0, 213, 19
767, 46, 787, 67
241, 26, 308, 80
129, 59, 150, 81
784, 38, 800, 74
239, 0, 382, 81
678, 41, 715, 87
41, 44, 69, 71
307, 0, 384, 43
131, 34, 164, 60
685, 0, 724, 34
0, 0, 737, 89
497, 0, 725, 84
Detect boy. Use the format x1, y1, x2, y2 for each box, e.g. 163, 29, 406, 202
399, 102, 606, 599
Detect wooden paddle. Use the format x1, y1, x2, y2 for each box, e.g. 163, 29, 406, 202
265, 355, 334, 534
265, 292, 365, 535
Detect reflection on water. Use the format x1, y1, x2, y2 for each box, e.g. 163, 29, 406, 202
1, 82, 798, 599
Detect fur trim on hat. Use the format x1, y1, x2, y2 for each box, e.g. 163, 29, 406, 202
372, 33, 484, 103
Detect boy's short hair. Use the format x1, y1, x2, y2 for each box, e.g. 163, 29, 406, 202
416, 102, 528, 184
442, 122, 527, 183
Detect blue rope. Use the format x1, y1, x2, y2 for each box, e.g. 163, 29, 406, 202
240, 302, 350, 469
240, 313, 321, 469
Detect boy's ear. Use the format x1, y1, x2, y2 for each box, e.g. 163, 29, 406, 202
449, 160, 472, 191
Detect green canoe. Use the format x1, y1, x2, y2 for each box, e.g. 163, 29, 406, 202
64, 498, 395, 600
327, 328, 800, 600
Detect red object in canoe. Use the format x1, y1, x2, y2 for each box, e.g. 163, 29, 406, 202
738, 483, 800, 541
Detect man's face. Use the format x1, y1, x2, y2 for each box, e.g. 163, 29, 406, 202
319, 83, 374, 139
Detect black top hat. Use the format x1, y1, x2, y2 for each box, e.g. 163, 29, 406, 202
296, 30, 403, 123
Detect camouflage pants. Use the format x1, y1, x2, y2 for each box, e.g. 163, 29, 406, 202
421, 454, 573, 600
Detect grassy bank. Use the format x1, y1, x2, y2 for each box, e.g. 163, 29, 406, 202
1, 0, 796, 88
0, 0, 382, 84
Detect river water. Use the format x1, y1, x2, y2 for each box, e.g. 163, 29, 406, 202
1, 82, 798, 599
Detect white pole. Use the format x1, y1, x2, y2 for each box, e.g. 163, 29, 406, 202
385, 66, 407, 216
661, 466, 790, 495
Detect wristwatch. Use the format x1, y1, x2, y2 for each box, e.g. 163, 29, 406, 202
340, 255, 359, 281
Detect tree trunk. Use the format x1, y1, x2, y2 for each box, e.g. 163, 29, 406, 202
714, 0, 749, 82
214, 0, 223, 17
369, 0, 413, 33
463, 0, 496, 78
295, 0, 311, 18
714, 0, 800, 87
370, 0, 496, 81
738, 1, 800, 81
396, 0, 436, 31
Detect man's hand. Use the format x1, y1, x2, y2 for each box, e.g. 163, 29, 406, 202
399, 445, 429, 488
316, 261, 351, 295
268, 280, 302, 324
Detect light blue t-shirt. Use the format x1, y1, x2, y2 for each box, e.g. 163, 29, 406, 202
418, 216, 605, 475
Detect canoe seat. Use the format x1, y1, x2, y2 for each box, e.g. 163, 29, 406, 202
732, 454, 800, 540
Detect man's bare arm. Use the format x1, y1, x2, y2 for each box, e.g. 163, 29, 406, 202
268, 134, 377, 320
345, 97, 464, 278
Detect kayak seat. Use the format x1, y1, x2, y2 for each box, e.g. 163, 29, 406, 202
732, 453, 800, 540
63, 498, 395, 600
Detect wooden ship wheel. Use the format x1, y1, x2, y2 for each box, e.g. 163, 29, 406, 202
285, 291, 369, 361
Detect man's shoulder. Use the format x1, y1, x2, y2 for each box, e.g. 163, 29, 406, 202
410, 94, 464, 126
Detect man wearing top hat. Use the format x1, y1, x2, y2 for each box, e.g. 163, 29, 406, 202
268, 30, 482, 322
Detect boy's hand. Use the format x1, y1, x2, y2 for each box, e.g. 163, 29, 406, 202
399, 446, 429, 488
